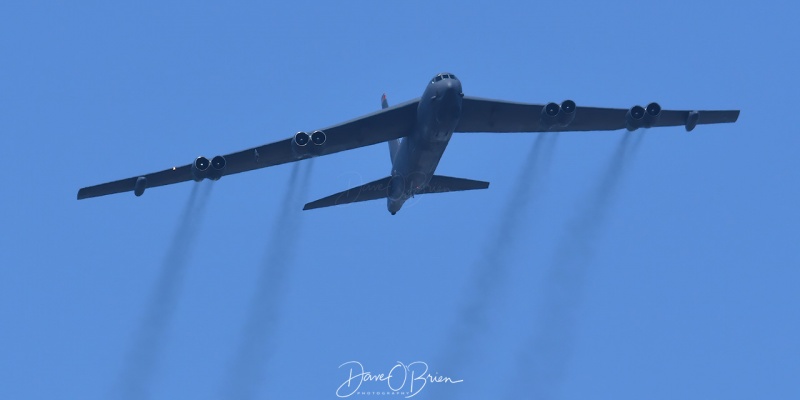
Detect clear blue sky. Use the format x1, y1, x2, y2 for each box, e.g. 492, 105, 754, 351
2, 1, 798, 399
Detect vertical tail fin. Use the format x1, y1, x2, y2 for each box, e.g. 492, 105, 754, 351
382, 93, 401, 164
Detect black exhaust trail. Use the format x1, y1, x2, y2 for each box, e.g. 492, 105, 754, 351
436, 133, 557, 397
221, 160, 314, 400
506, 131, 643, 400
112, 182, 214, 400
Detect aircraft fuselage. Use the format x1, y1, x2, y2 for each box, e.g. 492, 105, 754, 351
387, 74, 463, 214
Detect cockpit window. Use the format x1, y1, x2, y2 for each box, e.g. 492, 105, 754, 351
431, 73, 458, 84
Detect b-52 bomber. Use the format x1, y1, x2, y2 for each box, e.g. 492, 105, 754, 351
77, 73, 739, 214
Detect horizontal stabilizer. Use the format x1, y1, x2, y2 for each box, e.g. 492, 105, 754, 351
303, 176, 392, 210
303, 175, 489, 211
424, 175, 489, 193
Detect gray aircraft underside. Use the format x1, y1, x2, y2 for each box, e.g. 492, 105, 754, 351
77, 73, 740, 214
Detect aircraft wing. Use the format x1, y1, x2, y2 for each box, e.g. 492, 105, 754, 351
77, 99, 420, 200
455, 96, 740, 133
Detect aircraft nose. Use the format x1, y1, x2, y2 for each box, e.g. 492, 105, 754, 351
442, 79, 462, 97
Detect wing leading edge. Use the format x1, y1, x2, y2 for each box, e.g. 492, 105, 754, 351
77, 99, 420, 200
455, 96, 739, 133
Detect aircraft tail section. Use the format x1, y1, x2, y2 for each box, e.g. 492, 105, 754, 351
303, 175, 489, 211
383, 93, 401, 164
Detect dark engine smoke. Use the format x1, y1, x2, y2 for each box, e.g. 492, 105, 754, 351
436, 133, 557, 397
113, 182, 213, 400
507, 131, 644, 400
221, 160, 314, 400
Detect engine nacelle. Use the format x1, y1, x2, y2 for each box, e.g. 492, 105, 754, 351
192, 156, 210, 182
311, 130, 326, 146
207, 155, 226, 181
643, 102, 661, 128
292, 131, 311, 158
540, 100, 576, 129
626, 105, 646, 131
294, 131, 310, 147
292, 130, 326, 158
